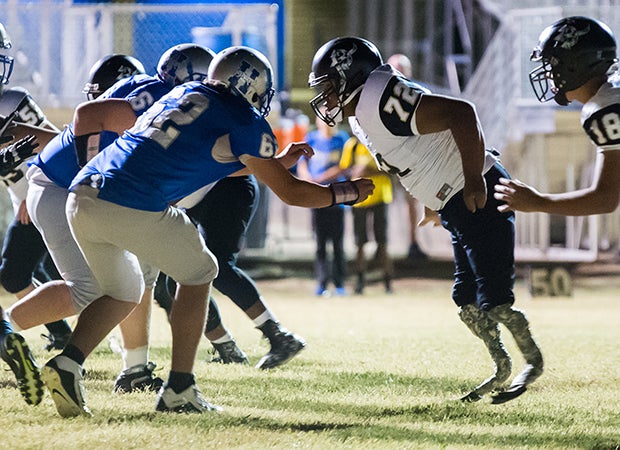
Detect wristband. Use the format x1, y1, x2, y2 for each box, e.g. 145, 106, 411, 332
329, 181, 360, 206
74, 132, 100, 167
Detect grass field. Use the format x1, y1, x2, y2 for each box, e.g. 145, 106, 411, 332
1, 274, 619, 449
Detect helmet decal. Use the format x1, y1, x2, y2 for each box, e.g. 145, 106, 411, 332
117, 64, 141, 80
555, 23, 590, 50
228, 60, 260, 96
330, 44, 357, 75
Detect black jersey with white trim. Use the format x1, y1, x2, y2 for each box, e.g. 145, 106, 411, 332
0, 87, 57, 210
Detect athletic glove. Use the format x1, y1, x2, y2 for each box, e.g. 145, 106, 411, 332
0, 110, 19, 145
0, 135, 39, 177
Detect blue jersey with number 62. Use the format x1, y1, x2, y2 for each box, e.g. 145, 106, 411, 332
70, 81, 278, 212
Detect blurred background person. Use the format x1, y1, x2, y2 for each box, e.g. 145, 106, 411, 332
387, 53, 428, 262
339, 136, 394, 294
297, 112, 350, 297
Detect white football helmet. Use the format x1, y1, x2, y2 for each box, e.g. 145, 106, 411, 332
207, 46, 275, 117
157, 43, 216, 87
0, 23, 14, 85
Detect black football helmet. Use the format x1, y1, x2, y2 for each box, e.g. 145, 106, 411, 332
0, 23, 14, 85
207, 46, 275, 117
530, 16, 618, 105
157, 43, 215, 87
82, 54, 146, 100
309, 37, 383, 126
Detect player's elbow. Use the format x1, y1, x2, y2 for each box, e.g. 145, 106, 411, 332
591, 187, 620, 214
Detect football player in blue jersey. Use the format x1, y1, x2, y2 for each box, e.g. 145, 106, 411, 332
80, 46, 309, 372
495, 17, 620, 216
3, 45, 216, 398
41, 46, 373, 417
308, 36, 544, 404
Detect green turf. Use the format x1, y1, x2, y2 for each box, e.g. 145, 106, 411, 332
1, 276, 619, 449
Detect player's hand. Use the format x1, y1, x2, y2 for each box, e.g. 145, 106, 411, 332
351, 178, 375, 204
462, 175, 487, 212
0, 111, 18, 145
277, 142, 314, 169
0, 135, 39, 176
17, 200, 30, 225
494, 177, 542, 213
418, 206, 441, 227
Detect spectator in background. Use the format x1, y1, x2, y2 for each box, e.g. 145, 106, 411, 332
387, 53, 428, 262
339, 136, 394, 294
297, 112, 350, 297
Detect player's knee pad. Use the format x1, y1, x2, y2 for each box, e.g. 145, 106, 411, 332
0, 264, 33, 294
205, 298, 222, 333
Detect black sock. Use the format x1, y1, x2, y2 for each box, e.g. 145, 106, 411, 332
166, 371, 195, 393
61, 344, 86, 366
44, 319, 72, 336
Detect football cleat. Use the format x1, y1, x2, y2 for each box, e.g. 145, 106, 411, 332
209, 340, 249, 365
155, 385, 222, 413
41, 355, 92, 417
0, 332, 44, 405
113, 361, 164, 393
490, 363, 543, 404
460, 391, 483, 403
256, 320, 306, 370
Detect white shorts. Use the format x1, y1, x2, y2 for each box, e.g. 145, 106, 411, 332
26, 166, 102, 312
66, 185, 218, 303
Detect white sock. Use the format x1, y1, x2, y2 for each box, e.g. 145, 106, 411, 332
211, 332, 234, 344
4, 307, 23, 332
123, 346, 148, 370
253, 310, 277, 327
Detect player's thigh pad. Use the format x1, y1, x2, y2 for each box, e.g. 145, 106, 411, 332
66, 187, 144, 303
69, 186, 217, 291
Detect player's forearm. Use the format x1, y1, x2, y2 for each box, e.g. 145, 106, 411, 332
273, 178, 333, 208
537, 188, 620, 216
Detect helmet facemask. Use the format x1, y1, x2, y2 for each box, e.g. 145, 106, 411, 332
529, 58, 563, 104
0, 23, 14, 85
309, 75, 341, 126
309, 73, 363, 127
0, 54, 14, 85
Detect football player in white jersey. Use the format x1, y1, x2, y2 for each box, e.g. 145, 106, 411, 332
494, 17, 620, 217
0, 21, 68, 407
0, 22, 74, 353
309, 36, 544, 404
